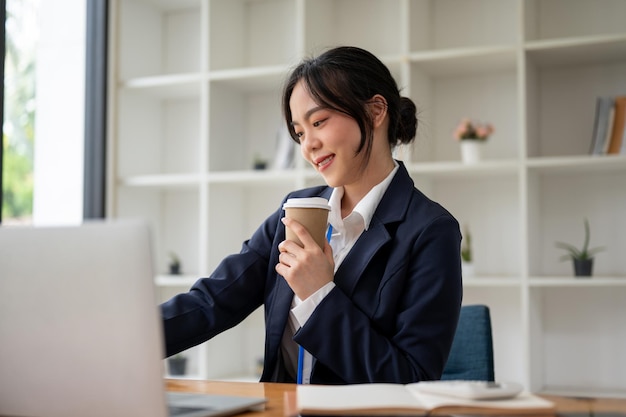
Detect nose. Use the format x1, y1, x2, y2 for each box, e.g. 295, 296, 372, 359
300, 129, 321, 155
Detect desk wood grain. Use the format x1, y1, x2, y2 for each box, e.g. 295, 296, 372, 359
165, 379, 626, 417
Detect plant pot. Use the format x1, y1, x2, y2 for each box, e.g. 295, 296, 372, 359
461, 261, 475, 278
169, 263, 180, 275
168, 356, 187, 376
573, 258, 593, 277
460, 140, 483, 164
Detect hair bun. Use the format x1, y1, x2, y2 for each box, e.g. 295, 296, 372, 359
396, 97, 418, 144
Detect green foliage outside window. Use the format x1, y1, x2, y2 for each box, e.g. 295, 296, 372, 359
2, 0, 36, 222
2, 134, 33, 219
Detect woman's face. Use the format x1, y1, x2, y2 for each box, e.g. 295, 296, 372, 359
289, 81, 366, 188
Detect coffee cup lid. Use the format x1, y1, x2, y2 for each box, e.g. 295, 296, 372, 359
282, 197, 330, 210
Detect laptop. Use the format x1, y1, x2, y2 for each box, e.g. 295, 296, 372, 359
0, 220, 266, 417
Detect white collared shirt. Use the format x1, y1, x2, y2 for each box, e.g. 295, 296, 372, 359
285, 161, 400, 383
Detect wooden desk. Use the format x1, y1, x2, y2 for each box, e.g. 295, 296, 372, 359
167, 379, 294, 417
166, 379, 626, 417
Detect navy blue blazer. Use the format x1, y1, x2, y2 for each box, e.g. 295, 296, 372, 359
161, 161, 462, 384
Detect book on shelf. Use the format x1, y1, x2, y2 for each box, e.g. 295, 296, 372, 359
589, 95, 626, 156
607, 96, 626, 155
272, 124, 295, 170
296, 383, 555, 416
589, 96, 615, 155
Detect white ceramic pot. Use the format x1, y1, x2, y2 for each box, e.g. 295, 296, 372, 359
460, 140, 483, 164
461, 261, 475, 278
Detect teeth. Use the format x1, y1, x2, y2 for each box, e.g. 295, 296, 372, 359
318, 156, 333, 167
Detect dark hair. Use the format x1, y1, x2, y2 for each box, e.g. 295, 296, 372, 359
282, 46, 417, 165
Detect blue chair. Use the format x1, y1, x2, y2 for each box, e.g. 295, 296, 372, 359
441, 304, 495, 381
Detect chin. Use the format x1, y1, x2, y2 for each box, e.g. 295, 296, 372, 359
320, 174, 339, 188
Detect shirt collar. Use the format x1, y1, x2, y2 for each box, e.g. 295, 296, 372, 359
327, 160, 399, 231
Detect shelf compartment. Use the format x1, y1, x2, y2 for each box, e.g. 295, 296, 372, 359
529, 286, 626, 395
205, 183, 294, 272
523, 0, 626, 42
115, 187, 200, 276
409, 0, 519, 52
117, 0, 203, 79
526, 170, 626, 278
209, 0, 297, 71
525, 34, 626, 68
117, 90, 202, 177
304, 0, 403, 58
409, 63, 519, 164
414, 175, 522, 278
200, 308, 265, 380
524, 56, 626, 158
208, 82, 284, 172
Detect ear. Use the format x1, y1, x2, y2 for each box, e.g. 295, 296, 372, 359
368, 94, 388, 128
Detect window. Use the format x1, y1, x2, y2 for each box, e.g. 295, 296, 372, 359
2, 0, 89, 225
2, 0, 36, 224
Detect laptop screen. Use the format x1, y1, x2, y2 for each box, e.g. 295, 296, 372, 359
0, 220, 168, 417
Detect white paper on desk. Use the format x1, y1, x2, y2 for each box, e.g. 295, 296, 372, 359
405, 385, 555, 410
297, 383, 555, 415
298, 384, 420, 412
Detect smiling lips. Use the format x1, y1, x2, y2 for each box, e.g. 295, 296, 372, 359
315, 155, 334, 170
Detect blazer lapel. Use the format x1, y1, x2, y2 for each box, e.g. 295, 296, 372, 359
333, 220, 389, 296
333, 161, 414, 296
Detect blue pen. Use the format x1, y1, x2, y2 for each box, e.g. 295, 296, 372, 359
297, 224, 333, 384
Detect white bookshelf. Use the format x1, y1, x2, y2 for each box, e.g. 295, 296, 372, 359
108, 0, 626, 395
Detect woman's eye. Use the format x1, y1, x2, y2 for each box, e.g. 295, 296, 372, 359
312, 118, 327, 127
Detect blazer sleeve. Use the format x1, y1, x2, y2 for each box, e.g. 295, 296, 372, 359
160, 207, 282, 357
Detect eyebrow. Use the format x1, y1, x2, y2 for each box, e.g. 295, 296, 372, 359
290, 105, 325, 127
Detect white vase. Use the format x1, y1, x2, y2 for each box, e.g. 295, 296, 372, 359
460, 140, 483, 164
461, 261, 475, 278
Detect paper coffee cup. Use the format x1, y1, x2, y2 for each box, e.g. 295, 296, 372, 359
282, 197, 331, 248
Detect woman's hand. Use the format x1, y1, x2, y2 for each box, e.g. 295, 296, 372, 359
275, 217, 334, 300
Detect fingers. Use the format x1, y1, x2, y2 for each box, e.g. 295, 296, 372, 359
276, 217, 334, 300
277, 250, 294, 266
281, 217, 319, 249
277, 238, 302, 258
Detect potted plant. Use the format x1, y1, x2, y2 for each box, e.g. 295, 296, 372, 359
168, 353, 187, 376
555, 218, 604, 277
252, 153, 268, 170
461, 224, 475, 277
168, 251, 181, 275
453, 118, 494, 164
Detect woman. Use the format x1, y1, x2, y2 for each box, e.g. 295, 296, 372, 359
161, 46, 462, 385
